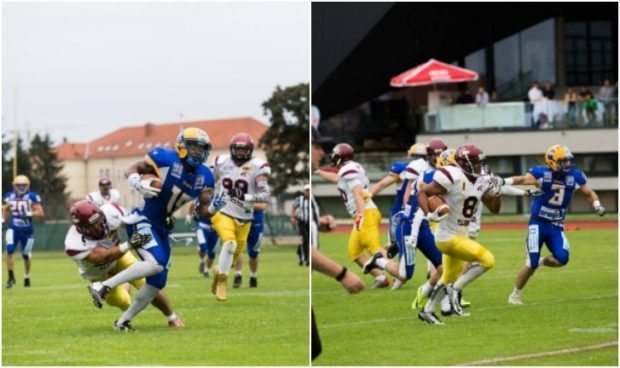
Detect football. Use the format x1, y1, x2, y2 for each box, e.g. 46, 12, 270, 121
428, 195, 449, 216
140, 173, 162, 189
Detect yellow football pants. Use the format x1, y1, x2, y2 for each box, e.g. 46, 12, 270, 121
100, 252, 145, 311
436, 235, 495, 284
211, 211, 252, 263
347, 207, 382, 261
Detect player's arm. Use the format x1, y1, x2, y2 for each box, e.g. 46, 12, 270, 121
125, 160, 158, 178
31, 202, 44, 217
254, 202, 268, 211
500, 172, 538, 186
314, 168, 339, 183
311, 248, 364, 294
401, 179, 414, 208
196, 187, 219, 218
418, 181, 447, 215
370, 174, 399, 197
3, 202, 10, 221
84, 244, 125, 264
244, 174, 270, 203
481, 190, 501, 214
578, 184, 605, 216
290, 199, 298, 225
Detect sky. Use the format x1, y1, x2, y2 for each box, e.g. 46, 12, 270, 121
2, 2, 309, 145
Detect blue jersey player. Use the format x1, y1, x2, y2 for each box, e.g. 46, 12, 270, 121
369, 143, 427, 258
88, 127, 223, 331
496, 145, 605, 305
3, 175, 44, 288
232, 206, 267, 288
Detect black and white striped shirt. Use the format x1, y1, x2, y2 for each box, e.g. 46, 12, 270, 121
293, 194, 310, 223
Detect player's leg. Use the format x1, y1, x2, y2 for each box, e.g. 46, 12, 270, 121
413, 222, 443, 309
196, 228, 208, 275
233, 255, 243, 288
204, 228, 219, 278
246, 220, 263, 287
103, 284, 132, 311
211, 212, 239, 301
361, 208, 399, 286
349, 220, 387, 287
22, 234, 34, 287
5, 229, 16, 288
370, 216, 413, 290
509, 223, 546, 304
114, 228, 171, 330
229, 221, 252, 292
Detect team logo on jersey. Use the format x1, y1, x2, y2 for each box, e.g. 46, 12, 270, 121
242, 165, 252, 172
171, 162, 183, 179
566, 176, 574, 186
194, 175, 205, 189
543, 171, 552, 182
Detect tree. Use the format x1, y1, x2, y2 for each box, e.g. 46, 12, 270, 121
259, 83, 309, 198
28, 133, 69, 219
2, 134, 31, 197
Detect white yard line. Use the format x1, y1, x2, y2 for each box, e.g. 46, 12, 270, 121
457, 341, 618, 366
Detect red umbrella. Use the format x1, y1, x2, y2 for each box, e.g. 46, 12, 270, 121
390, 58, 478, 87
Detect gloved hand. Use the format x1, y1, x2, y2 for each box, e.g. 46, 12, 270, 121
525, 188, 544, 197
208, 190, 229, 215
127, 173, 161, 198
593, 200, 605, 216
354, 213, 364, 231
393, 210, 409, 224
426, 209, 448, 222
128, 232, 152, 249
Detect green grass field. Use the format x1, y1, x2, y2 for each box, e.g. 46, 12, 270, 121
313, 224, 618, 366
2, 244, 309, 366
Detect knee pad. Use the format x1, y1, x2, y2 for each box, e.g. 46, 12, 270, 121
479, 250, 495, 269
223, 240, 237, 254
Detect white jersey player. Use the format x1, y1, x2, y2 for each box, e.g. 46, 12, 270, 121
86, 177, 121, 206
417, 144, 502, 325
64, 200, 183, 327
210, 133, 271, 301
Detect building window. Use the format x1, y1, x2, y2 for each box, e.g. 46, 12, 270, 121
494, 34, 521, 99
521, 18, 556, 85
465, 48, 486, 88
565, 20, 615, 86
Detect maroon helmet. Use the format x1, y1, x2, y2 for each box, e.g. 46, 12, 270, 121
70, 200, 108, 240
230, 133, 254, 163
330, 143, 354, 167
455, 144, 488, 177
426, 138, 448, 167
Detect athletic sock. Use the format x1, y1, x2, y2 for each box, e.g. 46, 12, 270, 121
453, 264, 488, 291
234, 271, 242, 276
119, 284, 160, 323
421, 281, 432, 297
24, 273, 30, 279
217, 248, 234, 275
376, 257, 388, 270
424, 283, 446, 313
167, 313, 178, 322
103, 261, 163, 289
250, 272, 257, 278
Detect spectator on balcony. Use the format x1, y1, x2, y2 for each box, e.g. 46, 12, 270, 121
542, 81, 555, 100
563, 88, 578, 126
528, 81, 544, 104
475, 86, 490, 107
598, 79, 617, 126
583, 90, 598, 125
455, 89, 474, 104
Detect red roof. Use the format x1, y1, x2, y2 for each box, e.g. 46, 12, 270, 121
54, 142, 87, 160
56, 117, 268, 160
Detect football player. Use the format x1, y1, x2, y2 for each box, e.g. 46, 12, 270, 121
316, 143, 399, 288
210, 133, 271, 301
417, 144, 500, 325
494, 145, 605, 305
370, 143, 427, 258
86, 177, 121, 206
232, 203, 268, 288
87, 127, 222, 331
186, 199, 219, 278
65, 200, 183, 327
3, 175, 44, 288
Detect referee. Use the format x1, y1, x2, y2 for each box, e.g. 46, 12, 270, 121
291, 185, 311, 266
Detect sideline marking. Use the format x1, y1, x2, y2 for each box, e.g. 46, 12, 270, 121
457, 341, 618, 366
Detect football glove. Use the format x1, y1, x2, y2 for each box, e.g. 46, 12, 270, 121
127, 173, 161, 198
524, 188, 544, 197
354, 213, 364, 231
426, 209, 448, 222
593, 200, 605, 216
128, 232, 152, 249
208, 190, 229, 215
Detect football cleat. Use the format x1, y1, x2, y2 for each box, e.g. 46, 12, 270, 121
114, 320, 135, 332
412, 285, 428, 310
249, 276, 257, 288
459, 291, 471, 308
446, 284, 468, 316
386, 242, 399, 259
372, 277, 389, 289
362, 252, 384, 274
6, 278, 16, 289
24, 278, 31, 288
88, 282, 111, 309
233, 274, 242, 289
168, 317, 185, 328
508, 291, 523, 305
418, 311, 444, 325
214, 274, 228, 301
